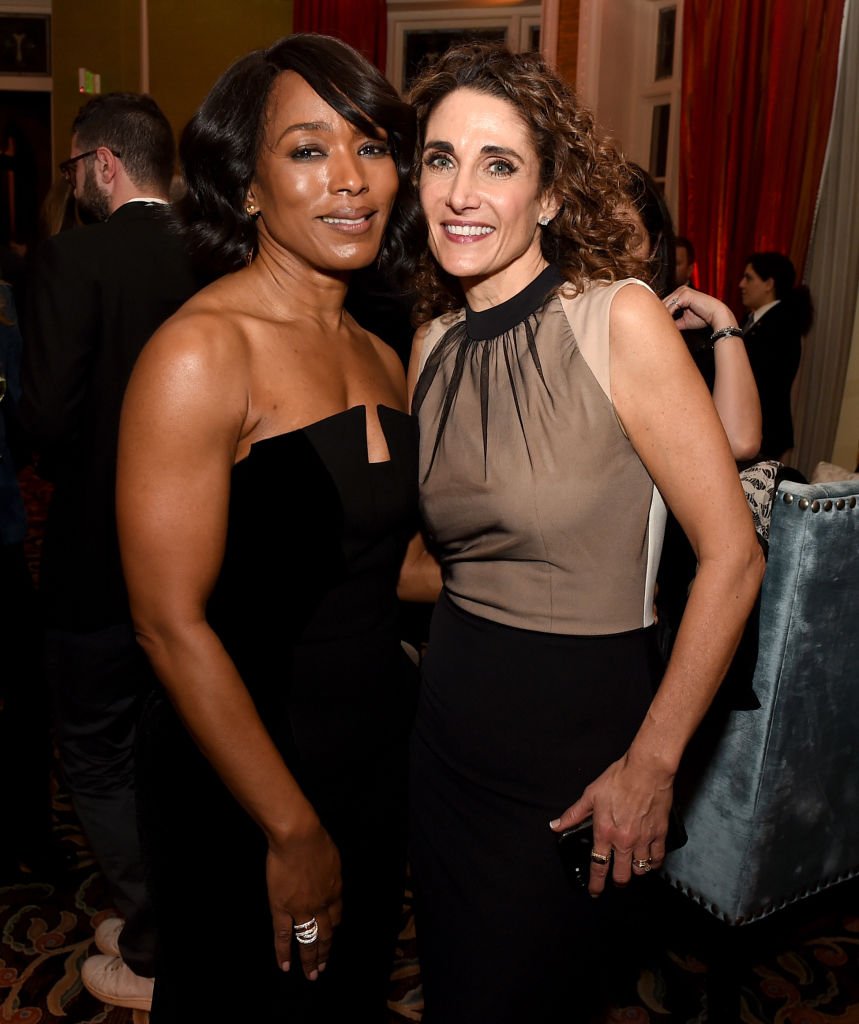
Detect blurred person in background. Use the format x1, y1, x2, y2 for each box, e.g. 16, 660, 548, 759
740, 250, 813, 462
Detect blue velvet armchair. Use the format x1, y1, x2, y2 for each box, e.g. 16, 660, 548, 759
662, 478, 859, 925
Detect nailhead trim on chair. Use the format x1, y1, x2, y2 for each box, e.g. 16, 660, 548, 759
665, 864, 859, 926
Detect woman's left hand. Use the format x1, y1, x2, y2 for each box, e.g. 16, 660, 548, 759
550, 752, 675, 894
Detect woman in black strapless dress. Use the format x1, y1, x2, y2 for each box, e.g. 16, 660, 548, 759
116, 36, 437, 1022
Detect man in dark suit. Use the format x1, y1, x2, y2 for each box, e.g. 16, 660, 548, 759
739, 252, 811, 462
675, 235, 696, 289
20, 92, 197, 1012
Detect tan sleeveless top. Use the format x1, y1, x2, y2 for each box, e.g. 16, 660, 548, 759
413, 266, 666, 636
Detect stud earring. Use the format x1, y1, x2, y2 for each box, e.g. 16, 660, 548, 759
538, 216, 550, 227
246, 202, 258, 218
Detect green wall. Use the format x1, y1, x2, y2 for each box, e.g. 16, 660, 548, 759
52, 0, 140, 164
52, 0, 293, 168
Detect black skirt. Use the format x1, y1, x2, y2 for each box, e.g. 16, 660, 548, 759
409, 592, 655, 1023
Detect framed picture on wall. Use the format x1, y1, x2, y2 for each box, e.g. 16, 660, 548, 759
402, 27, 507, 93
388, 5, 541, 94
0, 15, 50, 76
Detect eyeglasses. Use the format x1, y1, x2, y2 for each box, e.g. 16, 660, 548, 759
59, 148, 122, 185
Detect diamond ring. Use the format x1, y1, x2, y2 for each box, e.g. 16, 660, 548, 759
294, 917, 319, 945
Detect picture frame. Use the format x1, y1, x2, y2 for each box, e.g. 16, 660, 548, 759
0, 14, 51, 76
402, 26, 507, 93
387, 5, 541, 94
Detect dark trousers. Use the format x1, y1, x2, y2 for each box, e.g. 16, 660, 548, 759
0, 542, 53, 872
45, 622, 156, 976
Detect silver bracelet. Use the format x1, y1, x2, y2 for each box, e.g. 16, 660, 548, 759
710, 326, 744, 343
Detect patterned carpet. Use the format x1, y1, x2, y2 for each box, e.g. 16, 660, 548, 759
3, 764, 859, 1023
4, 469, 859, 1022
1, 779, 141, 1024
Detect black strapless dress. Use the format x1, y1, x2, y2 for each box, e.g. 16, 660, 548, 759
135, 405, 419, 1022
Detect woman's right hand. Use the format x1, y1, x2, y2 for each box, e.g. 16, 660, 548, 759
664, 285, 739, 334
267, 822, 343, 980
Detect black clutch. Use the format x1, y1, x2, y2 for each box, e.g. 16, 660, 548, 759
557, 808, 687, 890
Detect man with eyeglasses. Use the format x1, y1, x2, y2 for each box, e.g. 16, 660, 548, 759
58, 146, 120, 218
19, 91, 197, 1013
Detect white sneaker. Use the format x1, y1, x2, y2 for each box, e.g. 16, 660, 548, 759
81, 954, 154, 1011
93, 917, 123, 958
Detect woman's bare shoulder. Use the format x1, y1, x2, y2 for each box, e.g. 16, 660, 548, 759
144, 281, 256, 370
129, 300, 257, 426
409, 320, 437, 364
609, 277, 664, 319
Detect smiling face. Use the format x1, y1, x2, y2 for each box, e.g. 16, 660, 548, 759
246, 71, 399, 274
419, 87, 559, 304
739, 263, 775, 311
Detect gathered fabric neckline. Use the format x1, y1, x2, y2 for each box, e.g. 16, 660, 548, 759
413, 265, 566, 482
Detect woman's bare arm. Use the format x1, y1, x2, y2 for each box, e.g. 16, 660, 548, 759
117, 314, 341, 976
397, 530, 442, 602
550, 283, 765, 891
398, 322, 443, 603
665, 285, 762, 460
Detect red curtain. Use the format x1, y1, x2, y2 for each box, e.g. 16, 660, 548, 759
292, 0, 387, 73
679, 0, 845, 310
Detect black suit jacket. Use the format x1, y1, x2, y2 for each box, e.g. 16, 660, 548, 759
20, 201, 198, 629
743, 301, 802, 461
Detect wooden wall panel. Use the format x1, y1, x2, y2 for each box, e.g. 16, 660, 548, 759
555, 0, 579, 88
51, 1, 293, 172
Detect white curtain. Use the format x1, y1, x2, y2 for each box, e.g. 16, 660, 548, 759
792, 0, 859, 478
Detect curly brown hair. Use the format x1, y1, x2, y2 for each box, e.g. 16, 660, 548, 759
407, 43, 647, 324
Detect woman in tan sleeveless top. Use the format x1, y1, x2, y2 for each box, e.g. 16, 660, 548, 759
405, 43, 764, 1022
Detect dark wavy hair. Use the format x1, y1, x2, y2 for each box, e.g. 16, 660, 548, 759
747, 251, 815, 335
178, 33, 422, 283
72, 92, 175, 194
626, 163, 676, 298
406, 43, 646, 323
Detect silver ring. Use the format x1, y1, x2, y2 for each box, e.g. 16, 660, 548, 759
667, 297, 678, 306
590, 849, 611, 866
294, 917, 319, 944
632, 858, 652, 872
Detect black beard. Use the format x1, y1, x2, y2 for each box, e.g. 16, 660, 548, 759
78, 164, 111, 222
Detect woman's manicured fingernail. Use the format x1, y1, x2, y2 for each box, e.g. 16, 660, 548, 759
549, 818, 560, 828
